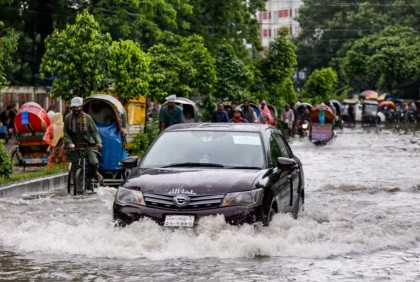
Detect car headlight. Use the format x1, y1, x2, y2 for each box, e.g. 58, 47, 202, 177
220, 189, 263, 207
115, 187, 145, 205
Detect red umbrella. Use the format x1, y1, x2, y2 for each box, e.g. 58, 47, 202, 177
379, 100, 395, 110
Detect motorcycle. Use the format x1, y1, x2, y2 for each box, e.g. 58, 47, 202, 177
296, 119, 310, 138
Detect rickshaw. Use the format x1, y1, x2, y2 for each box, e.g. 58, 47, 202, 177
71, 94, 129, 188
294, 102, 312, 137
379, 100, 396, 123
9, 102, 51, 170
161, 96, 200, 122
361, 100, 380, 127
328, 99, 343, 129
309, 104, 335, 145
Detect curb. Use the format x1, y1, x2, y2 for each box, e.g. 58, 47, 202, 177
0, 172, 68, 198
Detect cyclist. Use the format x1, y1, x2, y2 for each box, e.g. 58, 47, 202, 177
64, 97, 104, 184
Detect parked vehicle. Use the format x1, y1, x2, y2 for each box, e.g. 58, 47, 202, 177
10, 102, 51, 170
114, 123, 304, 227
309, 104, 335, 145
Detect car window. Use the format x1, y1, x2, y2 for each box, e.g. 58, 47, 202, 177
273, 133, 291, 158
269, 136, 281, 168
141, 131, 264, 168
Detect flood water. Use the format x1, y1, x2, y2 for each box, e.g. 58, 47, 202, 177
1, 127, 420, 281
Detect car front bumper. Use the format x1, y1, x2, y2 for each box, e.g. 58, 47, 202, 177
113, 202, 263, 226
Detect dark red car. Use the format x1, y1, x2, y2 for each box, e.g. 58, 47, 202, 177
113, 123, 304, 227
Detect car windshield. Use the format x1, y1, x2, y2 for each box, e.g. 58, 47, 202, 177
141, 131, 265, 169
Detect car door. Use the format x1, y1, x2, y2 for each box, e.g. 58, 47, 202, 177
272, 132, 300, 212
266, 130, 291, 213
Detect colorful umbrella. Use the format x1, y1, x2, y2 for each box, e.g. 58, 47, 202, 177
360, 90, 378, 100
379, 100, 395, 110
377, 93, 388, 101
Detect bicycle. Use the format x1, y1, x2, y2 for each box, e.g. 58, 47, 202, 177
67, 145, 101, 196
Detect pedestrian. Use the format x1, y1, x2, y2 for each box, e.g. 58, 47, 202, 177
259, 100, 274, 125
46, 104, 56, 123
228, 102, 238, 119
43, 112, 66, 166
229, 107, 248, 123
64, 97, 103, 183
211, 102, 229, 123
242, 100, 258, 123
281, 104, 295, 136
159, 95, 184, 131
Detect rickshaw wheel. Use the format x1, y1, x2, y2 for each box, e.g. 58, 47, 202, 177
9, 146, 22, 166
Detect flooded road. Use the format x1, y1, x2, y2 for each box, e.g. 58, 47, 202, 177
1, 128, 420, 281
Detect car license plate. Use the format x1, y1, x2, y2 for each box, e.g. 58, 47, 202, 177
164, 215, 195, 227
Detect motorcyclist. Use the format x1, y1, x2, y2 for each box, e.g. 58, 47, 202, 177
64, 97, 103, 184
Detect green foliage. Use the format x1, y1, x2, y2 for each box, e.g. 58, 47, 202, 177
186, 0, 266, 57
148, 32, 216, 100
41, 11, 113, 99
213, 42, 252, 102
130, 119, 160, 158
41, 11, 152, 101
257, 31, 298, 107
0, 22, 18, 88
302, 67, 338, 104
344, 26, 420, 94
295, 0, 420, 71
109, 40, 152, 101
0, 141, 13, 178
0, 164, 67, 185
86, 0, 194, 48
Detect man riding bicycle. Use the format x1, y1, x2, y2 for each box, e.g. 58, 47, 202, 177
64, 97, 104, 184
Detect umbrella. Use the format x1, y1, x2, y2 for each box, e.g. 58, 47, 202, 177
360, 90, 378, 100
377, 93, 388, 101
379, 100, 395, 110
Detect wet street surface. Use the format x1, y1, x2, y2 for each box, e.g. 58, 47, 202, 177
1, 127, 420, 281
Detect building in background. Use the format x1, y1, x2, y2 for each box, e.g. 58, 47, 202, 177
258, 0, 303, 48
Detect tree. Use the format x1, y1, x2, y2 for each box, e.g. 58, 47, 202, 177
295, 0, 420, 71
84, 0, 193, 49
213, 42, 253, 102
148, 32, 216, 101
0, 22, 18, 88
185, 0, 266, 57
344, 26, 420, 95
41, 11, 153, 101
301, 67, 338, 104
109, 40, 151, 101
258, 29, 297, 107
40, 11, 112, 99
0, 0, 78, 85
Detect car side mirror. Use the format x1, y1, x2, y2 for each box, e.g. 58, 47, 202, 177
120, 156, 140, 169
277, 157, 298, 170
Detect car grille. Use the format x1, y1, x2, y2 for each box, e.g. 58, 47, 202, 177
143, 193, 225, 210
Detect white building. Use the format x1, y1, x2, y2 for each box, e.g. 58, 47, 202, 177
258, 0, 303, 48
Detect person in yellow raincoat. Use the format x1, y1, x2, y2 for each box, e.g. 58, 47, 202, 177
43, 112, 66, 166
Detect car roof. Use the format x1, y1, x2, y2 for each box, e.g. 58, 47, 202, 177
165, 123, 275, 133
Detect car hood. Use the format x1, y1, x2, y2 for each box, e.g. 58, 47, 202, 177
124, 168, 265, 195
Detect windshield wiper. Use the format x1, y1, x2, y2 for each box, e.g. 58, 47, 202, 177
228, 166, 261, 169
162, 162, 225, 168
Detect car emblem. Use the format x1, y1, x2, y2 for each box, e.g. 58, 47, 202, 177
173, 195, 190, 208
